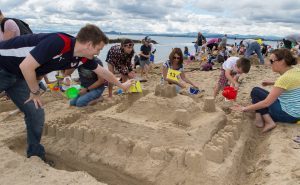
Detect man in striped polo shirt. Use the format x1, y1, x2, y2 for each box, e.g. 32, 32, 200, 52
0, 24, 132, 162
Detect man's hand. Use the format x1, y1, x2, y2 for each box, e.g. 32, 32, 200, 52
25, 92, 43, 109
79, 88, 88, 96
121, 79, 134, 91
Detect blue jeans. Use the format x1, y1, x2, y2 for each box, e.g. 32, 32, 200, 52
250, 87, 298, 123
0, 69, 45, 159
245, 42, 264, 64
70, 85, 105, 107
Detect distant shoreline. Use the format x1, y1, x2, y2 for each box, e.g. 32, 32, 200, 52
109, 38, 158, 44
106, 33, 282, 42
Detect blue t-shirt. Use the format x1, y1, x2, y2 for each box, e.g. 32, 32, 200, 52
78, 58, 103, 88
0, 33, 98, 78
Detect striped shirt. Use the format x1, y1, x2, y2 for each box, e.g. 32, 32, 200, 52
274, 67, 300, 118
0, 33, 97, 78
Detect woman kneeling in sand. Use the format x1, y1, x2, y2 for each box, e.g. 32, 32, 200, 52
161, 48, 198, 92
232, 48, 300, 133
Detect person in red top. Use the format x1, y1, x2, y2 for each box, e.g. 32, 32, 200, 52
0, 24, 133, 162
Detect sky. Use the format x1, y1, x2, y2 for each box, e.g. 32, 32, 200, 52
1, 0, 299, 37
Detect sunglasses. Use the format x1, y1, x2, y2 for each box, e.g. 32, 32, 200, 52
269, 59, 279, 64
123, 43, 134, 48
173, 56, 181, 60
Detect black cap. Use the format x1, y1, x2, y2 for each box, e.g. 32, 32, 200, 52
144, 36, 151, 42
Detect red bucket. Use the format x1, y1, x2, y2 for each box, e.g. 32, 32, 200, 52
222, 86, 237, 100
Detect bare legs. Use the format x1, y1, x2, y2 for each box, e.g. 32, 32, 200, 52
254, 113, 264, 128
141, 64, 149, 79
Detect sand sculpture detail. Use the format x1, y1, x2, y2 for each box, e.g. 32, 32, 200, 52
39, 91, 245, 185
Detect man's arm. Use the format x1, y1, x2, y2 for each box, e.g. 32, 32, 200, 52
93, 64, 132, 91
19, 54, 42, 108
139, 51, 150, 58
19, 54, 41, 93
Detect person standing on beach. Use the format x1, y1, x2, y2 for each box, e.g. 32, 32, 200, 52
0, 24, 132, 162
285, 34, 300, 46
219, 34, 227, 49
106, 39, 135, 98
241, 39, 264, 64
139, 36, 151, 79
0, 10, 20, 41
195, 32, 206, 53
0, 9, 32, 41
148, 42, 156, 71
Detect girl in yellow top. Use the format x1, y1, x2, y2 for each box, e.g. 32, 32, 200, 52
232, 49, 300, 133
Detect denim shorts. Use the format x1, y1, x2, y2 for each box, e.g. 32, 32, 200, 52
140, 59, 150, 68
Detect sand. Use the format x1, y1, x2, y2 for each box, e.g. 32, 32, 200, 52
0, 58, 299, 185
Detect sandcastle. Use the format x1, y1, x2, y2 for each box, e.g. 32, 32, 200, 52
33, 84, 251, 185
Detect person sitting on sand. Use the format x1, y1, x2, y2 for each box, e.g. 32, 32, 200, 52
106, 39, 135, 98
161, 48, 198, 92
70, 57, 106, 107
213, 56, 251, 98
184, 46, 190, 59
231, 49, 300, 133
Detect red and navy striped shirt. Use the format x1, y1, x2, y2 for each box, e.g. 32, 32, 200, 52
0, 33, 98, 78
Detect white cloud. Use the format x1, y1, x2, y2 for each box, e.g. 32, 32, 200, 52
0, 0, 299, 36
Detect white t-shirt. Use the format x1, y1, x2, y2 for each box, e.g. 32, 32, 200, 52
222, 57, 239, 70
150, 43, 156, 53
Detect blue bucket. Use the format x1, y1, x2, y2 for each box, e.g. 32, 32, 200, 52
189, 87, 200, 95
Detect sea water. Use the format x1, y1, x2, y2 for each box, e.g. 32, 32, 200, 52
46, 34, 278, 81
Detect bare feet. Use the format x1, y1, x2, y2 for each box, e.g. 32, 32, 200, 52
255, 120, 264, 128
262, 122, 277, 133
255, 113, 264, 128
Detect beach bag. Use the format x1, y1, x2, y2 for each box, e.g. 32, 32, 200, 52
1, 18, 33, 35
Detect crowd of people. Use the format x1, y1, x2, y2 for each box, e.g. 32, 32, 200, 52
0, 9, 299, 164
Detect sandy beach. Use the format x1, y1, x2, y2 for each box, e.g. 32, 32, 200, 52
0, 59, 299, 185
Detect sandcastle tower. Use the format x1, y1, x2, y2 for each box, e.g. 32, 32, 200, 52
155, 84, 177, 98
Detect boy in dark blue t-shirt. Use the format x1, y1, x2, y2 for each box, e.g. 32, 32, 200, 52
0, 24, 133, 162
139, 36, 151, 79
70, 57, 106, 107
